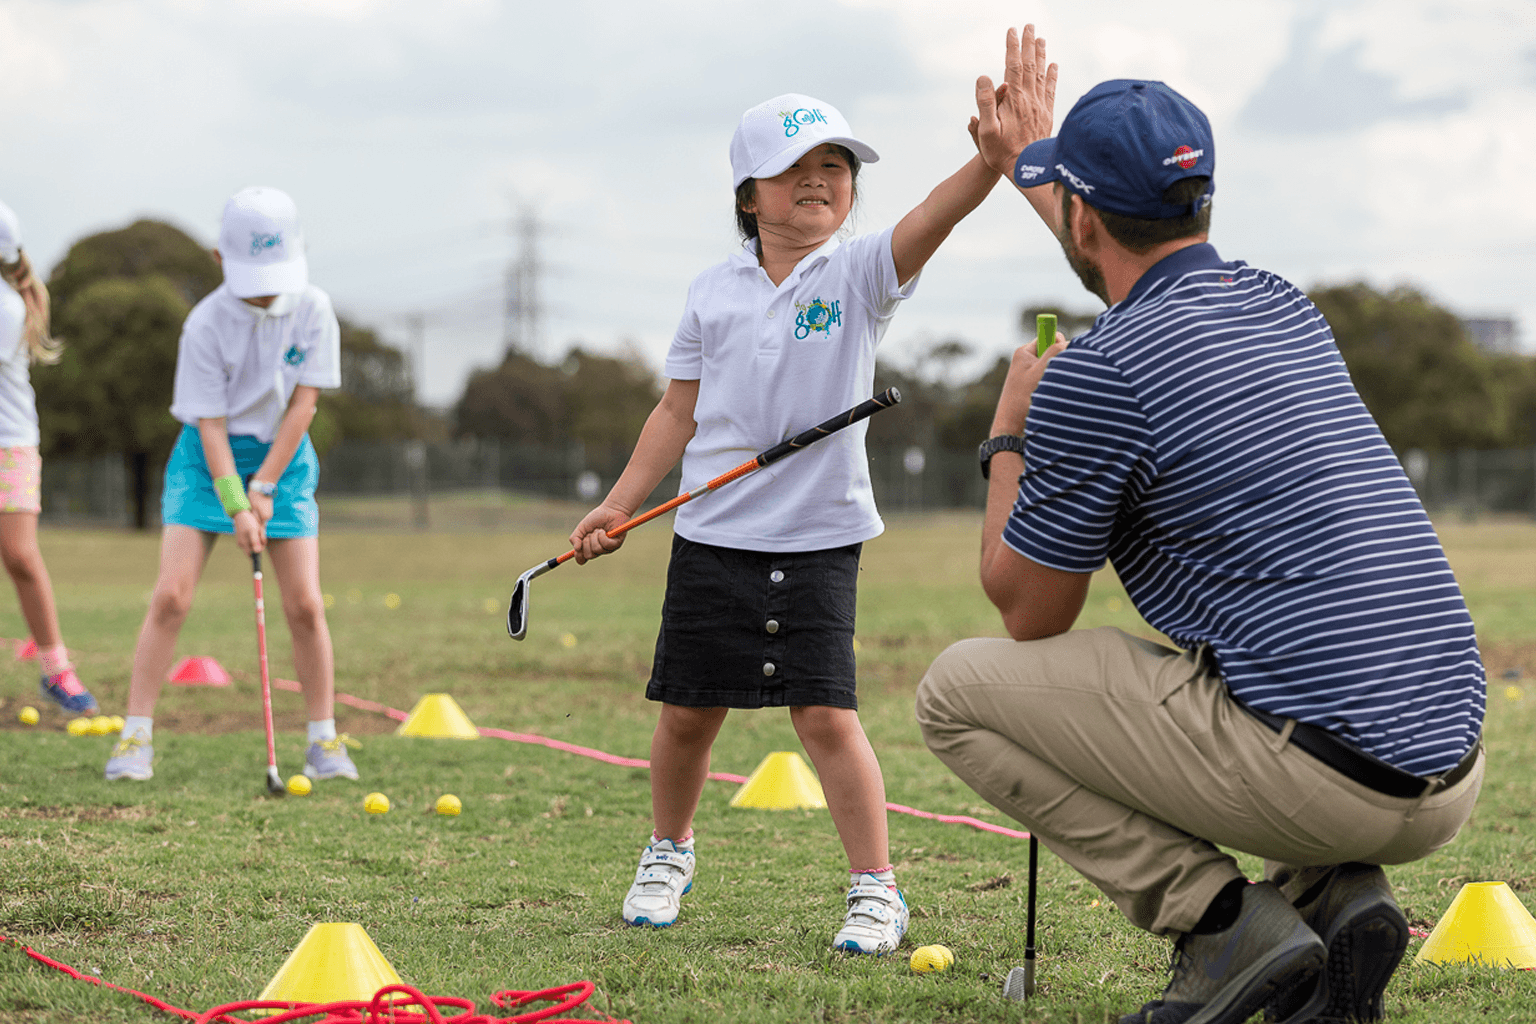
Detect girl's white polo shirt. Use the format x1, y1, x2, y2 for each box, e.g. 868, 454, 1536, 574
666, 225, 917, 552
170, 283, 341, 443
0, 278, 40, 448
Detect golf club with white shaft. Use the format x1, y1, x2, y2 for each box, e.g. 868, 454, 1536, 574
507, 386, 902, 641
251, 550, 285, 797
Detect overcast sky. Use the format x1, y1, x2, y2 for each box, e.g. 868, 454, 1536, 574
3, 0, 1532, 406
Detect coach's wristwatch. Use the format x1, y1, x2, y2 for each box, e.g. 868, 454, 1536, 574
249, 479, 277, 497
977, 434, 1027, 480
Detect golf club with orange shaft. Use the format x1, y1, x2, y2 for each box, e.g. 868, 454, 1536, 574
506, 387, 901, 640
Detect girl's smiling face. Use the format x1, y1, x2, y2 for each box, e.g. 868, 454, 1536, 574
743, 143, 854, 251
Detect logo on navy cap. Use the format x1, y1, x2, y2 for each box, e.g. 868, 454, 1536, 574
1163, 146, 1203, 169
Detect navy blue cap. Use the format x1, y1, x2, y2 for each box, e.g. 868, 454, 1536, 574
1013, 79, 1215, 219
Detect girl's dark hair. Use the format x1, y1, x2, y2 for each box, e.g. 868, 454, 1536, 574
735, 145, 861, 242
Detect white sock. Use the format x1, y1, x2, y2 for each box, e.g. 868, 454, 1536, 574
123, 716, 153, 741
308, 719, 336, 743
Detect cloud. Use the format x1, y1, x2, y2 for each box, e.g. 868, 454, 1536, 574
1240, 11, 1466, 134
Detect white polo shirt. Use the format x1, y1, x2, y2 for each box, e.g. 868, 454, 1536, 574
666, 225, 917, 552
0, 278, 39, 448
170, 283, 341, 443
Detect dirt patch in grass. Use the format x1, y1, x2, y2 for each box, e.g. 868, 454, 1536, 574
0, 805, 155, 822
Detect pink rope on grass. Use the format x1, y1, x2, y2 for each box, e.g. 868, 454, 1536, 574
288, 682, 1029, 841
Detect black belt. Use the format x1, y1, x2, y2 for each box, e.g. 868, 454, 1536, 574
1239, 703, 1480, 799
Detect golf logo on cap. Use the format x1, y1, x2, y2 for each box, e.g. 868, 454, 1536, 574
1164, 146, 1204, 169
794, 297, 841, 339
250, 231, 284, 258
780, 106, 830, 138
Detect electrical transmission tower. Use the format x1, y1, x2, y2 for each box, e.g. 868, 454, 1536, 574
503, 205, 542, 356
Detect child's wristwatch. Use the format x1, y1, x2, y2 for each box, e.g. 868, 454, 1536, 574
249, 479, 277, 497
977, 434, 1027, 480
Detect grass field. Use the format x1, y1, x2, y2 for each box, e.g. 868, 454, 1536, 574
0, 510, 1533, 1023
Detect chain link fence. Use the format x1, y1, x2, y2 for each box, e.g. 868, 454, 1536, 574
37, 442, 1536, 530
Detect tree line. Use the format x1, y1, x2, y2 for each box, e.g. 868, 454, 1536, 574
35, 219, 1536, 528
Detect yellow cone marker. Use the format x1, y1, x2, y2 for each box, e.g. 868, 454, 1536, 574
729, 751, 827, 810
1416, 881, 1536, 969
394, 694, 480, 740
910, 944, 955, 973
257, 923, 404, 1009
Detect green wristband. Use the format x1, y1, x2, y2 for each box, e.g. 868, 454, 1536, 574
214, 474, 251, 517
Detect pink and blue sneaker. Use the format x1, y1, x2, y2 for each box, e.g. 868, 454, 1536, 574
39, 667, 99, 716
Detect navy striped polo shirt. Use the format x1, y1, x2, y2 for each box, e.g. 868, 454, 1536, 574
1006, 243, 1484, 775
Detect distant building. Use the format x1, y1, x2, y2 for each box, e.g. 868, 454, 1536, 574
1460, 316, 1520, 354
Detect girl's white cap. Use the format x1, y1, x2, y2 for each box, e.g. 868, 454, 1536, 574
217, 186, 308, 298
0, 200, 21, 264
730, 93, 879, 190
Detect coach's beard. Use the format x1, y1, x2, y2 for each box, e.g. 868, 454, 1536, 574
1058, 227, 1110, 307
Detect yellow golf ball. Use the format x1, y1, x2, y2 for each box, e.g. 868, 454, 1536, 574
364, 792, 390, 814
90, 715, 115, 735
66, 717, 92, 736
435, 793, 462, 816
109, 715, 125, 732
559, 632, 578, 649
384, 592, 402, 610
909, 944, 955, 973
286, 775, 312, 796
17, 706, 39, 726
1505, 685, 1524, 701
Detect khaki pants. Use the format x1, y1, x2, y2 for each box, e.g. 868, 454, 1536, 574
915, 627, 1483, 935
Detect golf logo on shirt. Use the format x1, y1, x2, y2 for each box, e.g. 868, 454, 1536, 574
780, 107, 829, 137
250, 231, 284, 258
794, 297, 841, 339
283, 344, 306, 366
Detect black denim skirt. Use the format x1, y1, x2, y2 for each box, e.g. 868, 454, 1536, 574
646, 534, 861, 709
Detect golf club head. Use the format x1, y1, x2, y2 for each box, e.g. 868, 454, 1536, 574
266, 765, 287, 797
1002, 963, 1034, 1001
507, 576, 531, 640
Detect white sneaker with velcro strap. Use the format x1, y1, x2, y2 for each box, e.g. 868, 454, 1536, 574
834, 873, 909, 954
622, 838, 695, 927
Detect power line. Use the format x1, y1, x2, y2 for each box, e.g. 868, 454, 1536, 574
504, 205, 543, 357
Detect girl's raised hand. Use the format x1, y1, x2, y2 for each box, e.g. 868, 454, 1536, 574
570, 503, 632, 565
974, 24, 1058, 178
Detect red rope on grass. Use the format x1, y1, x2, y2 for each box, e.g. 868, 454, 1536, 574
2, 936, 631, 1024
271, 678, 1034, 842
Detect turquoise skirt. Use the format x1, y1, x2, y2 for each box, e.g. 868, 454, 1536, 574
160, 424, 320, 537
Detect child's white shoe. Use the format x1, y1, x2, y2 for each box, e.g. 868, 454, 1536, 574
622, 838, 695, 928
834, 873, 908, 954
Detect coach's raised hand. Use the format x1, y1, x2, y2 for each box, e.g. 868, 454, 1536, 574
971, 25, 1058, 181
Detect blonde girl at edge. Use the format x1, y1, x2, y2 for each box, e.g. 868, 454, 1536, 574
570, 29, 1048, 953
0, 200, 100, 717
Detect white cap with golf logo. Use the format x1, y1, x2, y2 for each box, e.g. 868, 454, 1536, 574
729, 93, 880, 190
217, 186, 308, 298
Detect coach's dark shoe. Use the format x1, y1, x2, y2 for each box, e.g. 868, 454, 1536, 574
1266, 864, 1409, 1024
1119, 882, 1326, 1024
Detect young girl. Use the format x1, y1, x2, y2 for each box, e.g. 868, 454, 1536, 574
570, 92, 1007, 953
0, 200, 100, 717
105, 187, 357, 784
